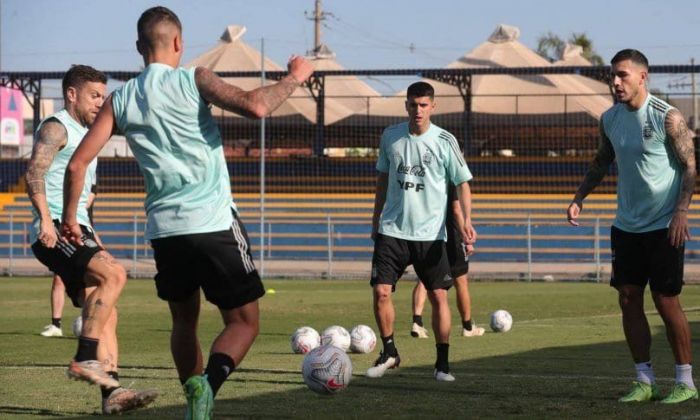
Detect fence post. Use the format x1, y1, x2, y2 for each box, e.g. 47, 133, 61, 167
267, 222, 272, 258
132, 214, 138, 278
327, 214, 333, 279
526, 214, 532, 282
23, 222, 27, 257
594, 217, 601, 282
9, 213, 14, 277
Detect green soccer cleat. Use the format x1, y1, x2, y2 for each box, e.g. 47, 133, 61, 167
618, 381, 661, 402
184, 374, 214, 420
660, 383, 699, 404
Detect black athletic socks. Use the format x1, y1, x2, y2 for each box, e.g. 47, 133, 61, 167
381, 334, 398, 356
463, 319, 473, 331
412, 315, 423, 327
435, 343, 450, 372
75, 337, 99, 362
205, 352, 236, 396
52, 318, 62, 328
101, 371, 120, 398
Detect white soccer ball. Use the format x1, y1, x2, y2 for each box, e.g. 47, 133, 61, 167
291, 326, 321, 354
349, 324, 376, 354
490, 310, 513, 333
72, 316, 83, 337
301, 344, 352, 395
321, 326, 351, 352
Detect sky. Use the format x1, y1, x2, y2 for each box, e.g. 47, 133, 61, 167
2, 0, 700, 95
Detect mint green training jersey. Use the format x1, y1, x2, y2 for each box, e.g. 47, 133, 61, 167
376, 122, 472, 241
111, 63, 235, 240
602, 93, 681, 233
30, 109, 97, 243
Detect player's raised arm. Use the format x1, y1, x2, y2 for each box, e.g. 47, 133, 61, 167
62, 97, 116, 244
666, 108, 696, 247
25, 120, 68, 248
196, 55, 314, 119
567, 123, 615, 226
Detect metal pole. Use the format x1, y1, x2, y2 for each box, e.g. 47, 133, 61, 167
267, 222, 272, 258
526, 215, 532, 282
259, 37, 266, 278
132, 214, 138, 277
327, 214, 333, 278
594, 217, 601, 282
9, 213, 14, 277
23, 222, 27, 256
692, 58, 698, 130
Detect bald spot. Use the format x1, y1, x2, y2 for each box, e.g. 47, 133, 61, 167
139, 21, 180, 53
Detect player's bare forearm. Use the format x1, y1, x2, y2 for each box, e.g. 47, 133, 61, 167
196, 67, 300, 119
455, 181, 476, 242
666, 109, 696, 212
372, 173, 388, 237
573, 132, 615, 204
26, 121, 66, 220
455, 181, 472, 222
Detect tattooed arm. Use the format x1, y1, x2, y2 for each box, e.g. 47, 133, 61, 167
196, 55, 314, 119
25, 120, 68, 248
567, 123, 616, 226
666, 108, 696, 247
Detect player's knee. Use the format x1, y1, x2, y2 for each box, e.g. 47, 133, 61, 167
105, 265, 127, 290
373, 287, 392, 303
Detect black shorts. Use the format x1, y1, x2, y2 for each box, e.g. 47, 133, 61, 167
610, 226, 684, 295
370, 233, 453, 291
151, 214, 265, 310
31, 222, 103, 307
446, 227, 469, 278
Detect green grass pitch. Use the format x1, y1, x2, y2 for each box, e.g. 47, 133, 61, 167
1, 277, 699, 418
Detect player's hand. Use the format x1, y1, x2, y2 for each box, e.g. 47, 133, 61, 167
288, 55, 313, 84
461, 221, 477, 245
61, 221, 84, 246
567, 200, 582, 226
668, 210, 691, 248
38, 219, 58, 248
466, 243, 475, 256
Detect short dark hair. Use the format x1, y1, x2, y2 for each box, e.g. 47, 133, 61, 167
407, 81, 434, 99
611, 49, 649, 69
62, 65, 107, 99
137, 6, 182, 51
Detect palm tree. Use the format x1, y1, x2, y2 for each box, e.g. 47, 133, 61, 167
568, 32, 604, 65
536, 32, 565, 63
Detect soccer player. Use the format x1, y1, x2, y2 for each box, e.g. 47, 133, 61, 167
411, 185, 484, 339
61, 6, 313, 419
26, 65, 157, 414
567, 49, 697, 404
367, 81, 475, 382
39, 186, 95, 338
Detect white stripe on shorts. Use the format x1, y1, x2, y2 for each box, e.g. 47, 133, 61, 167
230, 218, 256, 274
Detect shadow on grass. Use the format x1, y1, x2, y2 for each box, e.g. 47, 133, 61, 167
40, 320, 699, 419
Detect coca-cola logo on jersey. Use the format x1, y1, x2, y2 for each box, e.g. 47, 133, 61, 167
396, 163, 425, 177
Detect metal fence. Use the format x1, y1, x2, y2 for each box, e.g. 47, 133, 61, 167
1, 66, 699, 279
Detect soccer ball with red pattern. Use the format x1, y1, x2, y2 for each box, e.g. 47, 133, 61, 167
291, 326, 321, 354
301, 344, 352, 395
321, 325, 351, 352
349, 324, 376, 353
